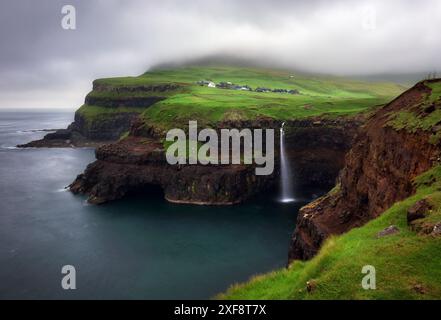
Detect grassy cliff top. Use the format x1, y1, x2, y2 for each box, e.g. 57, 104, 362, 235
96, 65, 404, 97
80, 65, 406, 131
219, 165, 441, 300
385, 80, 441, 145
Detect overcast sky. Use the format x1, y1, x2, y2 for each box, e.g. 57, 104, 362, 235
1, 0, 440, 109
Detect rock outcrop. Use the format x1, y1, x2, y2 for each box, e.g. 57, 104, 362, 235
289, 80, 441, 262
69, 116, 360, 205
18, 82, 181, 148
283, 118, 359, 191
69, 136, 275, 205
17, 110, 139, 148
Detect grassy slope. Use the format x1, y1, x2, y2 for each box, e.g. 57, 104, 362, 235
386, 81, 441, 144
76, 105, 143, 124
218, 79, 441, 300
219, 166, 441, 300
78, 66, 405, 131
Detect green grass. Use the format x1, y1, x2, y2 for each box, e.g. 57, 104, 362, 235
218, 166, 441, 300
387, 110, 441, 132
386, 80, 441, 144
427, 81, 441, 104
78, 65, 406, 131
142, 86, 388, 130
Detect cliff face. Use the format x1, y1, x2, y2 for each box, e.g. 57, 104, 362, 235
69, 136, 275, 205
69, 117, 360, 205
18, 82, 180, 148
284, 119, 359, 191
68, 110, 138, 141
289, 80, 441, 261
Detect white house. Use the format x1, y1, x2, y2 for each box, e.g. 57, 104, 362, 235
207, 81, 216, 88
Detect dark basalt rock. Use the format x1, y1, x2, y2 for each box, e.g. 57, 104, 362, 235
92, 82, 181, 93
69, 137, 275, 205
70, 111, 139, 141
84, 96, 165, 108
18, 110, 139, 148
17, 82, 183, 148
70, 116, 361, 205
44, 129, 71, 140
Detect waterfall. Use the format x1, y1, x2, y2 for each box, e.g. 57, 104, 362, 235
279, 122, 295, 203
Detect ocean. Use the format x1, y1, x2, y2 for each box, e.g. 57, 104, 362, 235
0, 110, 310, 299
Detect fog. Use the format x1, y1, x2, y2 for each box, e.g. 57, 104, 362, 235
1, 0, 440, 108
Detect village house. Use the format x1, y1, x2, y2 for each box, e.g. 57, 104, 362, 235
196, 80, 216, 88
197, 80, 299, 94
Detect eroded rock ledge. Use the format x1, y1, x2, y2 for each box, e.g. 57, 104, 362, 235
17, 110, 139, 148
17, 82, 181, 148
69, 136, 274, 204
289, 80, 441, 262
69, 116, 361, 205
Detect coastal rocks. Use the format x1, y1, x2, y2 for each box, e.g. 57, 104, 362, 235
70, 115, 361, 205
130, 116, 361, 194
70, 110, 138, 141
289, 80, 441, 262
17, 128, 78, 148
18, 110, 139, 148
18, 82, 183, 148
69, 137, 275, 205
44, 129, 71, 140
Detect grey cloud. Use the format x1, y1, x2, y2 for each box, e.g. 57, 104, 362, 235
0, 0, 440, 108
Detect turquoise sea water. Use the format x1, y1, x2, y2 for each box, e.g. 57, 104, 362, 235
0, 110, 318, 299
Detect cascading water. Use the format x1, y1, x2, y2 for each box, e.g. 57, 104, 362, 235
279, 122, 295, 203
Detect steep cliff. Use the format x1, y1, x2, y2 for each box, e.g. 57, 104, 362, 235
289, 79, 441, 261
69, 116, 359, 205
18, 81, 180, 148
19, 65, 405, 205
220, 164, 441, 299
19, 65, 403, 148
69, 136, 275, 205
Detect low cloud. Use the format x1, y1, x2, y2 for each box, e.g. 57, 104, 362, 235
1, 0, 440, 108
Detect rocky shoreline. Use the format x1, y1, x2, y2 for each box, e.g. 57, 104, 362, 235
66, 116, 359, 205
17, 109, 137, 148
69, 136, 276, 205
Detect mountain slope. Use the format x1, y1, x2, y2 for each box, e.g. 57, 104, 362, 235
96, 65, 405, 132
290, 80, 441, 261
20, 65, 405, 147
219, 165, 441, 299
219, 79, 441, 300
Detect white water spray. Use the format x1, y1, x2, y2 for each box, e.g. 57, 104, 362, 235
279, 122, 295, 203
